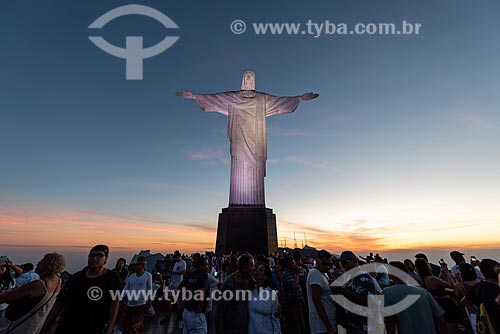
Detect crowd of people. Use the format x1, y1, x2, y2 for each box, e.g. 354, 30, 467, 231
0, 245, 499, 334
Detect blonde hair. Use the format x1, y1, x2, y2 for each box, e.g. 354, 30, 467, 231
36, 253, 65, 277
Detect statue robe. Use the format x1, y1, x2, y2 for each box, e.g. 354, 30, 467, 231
193, 91, 301, 207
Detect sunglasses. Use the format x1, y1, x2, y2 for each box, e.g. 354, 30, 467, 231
88, 253, 106, 259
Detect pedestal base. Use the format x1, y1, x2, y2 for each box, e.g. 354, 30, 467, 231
215, 207, 278, 256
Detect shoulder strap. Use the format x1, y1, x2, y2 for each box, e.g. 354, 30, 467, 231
39, 278, 48, 293
6, 278, 61, 334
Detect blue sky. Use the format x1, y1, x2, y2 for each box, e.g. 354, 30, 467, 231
1, 0, 500, 258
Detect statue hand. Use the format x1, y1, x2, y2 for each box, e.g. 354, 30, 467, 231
300, 92, 319, 101
176, 91, 195, 99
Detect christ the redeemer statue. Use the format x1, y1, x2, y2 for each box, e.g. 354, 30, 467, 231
177, 70, 319, 207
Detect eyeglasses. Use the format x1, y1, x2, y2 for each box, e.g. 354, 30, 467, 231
88, 253, 106, 259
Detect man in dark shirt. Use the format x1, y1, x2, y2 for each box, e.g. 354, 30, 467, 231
281, 256, 305, 334
332, 251, 380, 334
40, 245, 120, 334
215, 254, 255, 334
293, 251, 310, 334
181, 257, 211, 334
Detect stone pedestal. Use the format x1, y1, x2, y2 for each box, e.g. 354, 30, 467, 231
215, 207, 278, 256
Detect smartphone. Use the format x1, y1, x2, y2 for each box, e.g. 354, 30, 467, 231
213, 271, 218, 277
0, 256, 7, 265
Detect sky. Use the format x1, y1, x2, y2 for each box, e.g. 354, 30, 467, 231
1, 0, 500, 270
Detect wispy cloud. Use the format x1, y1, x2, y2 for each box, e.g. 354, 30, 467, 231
185, 223, 217, 233
184, 147, 229, 165
452, 110, 500, 131
279, 220, 331, 235
269, 155, 337, 173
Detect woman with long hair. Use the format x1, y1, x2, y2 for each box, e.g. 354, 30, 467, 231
415, 258, 461, 334
113, 258, 128, 288
0, 253, 64, 334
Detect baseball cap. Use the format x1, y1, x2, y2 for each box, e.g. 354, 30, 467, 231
90, 244, 109, 257
339, 251, 357, 262
450, 251, 465, 259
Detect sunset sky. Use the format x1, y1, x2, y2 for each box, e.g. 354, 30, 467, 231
1, 0, 500, 269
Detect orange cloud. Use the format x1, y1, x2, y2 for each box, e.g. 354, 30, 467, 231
0, 207, 216, 253
277, 219, 388, 253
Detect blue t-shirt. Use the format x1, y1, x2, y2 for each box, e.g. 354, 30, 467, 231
384, 285, 444, 334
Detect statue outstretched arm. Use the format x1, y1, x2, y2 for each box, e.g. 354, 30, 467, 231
265, 92, 319, 117
177, 91, 236, 116
300, 92, 320, 101
176, 91, 196, 99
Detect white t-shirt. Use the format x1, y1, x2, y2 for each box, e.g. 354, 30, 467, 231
306, 268, 336, 334
122, 271, 152, 307
171, 260, 186, 288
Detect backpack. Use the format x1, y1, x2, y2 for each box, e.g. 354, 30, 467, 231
477, 303, 497, 334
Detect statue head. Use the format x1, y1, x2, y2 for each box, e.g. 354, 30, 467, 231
241, 70, 255, 97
